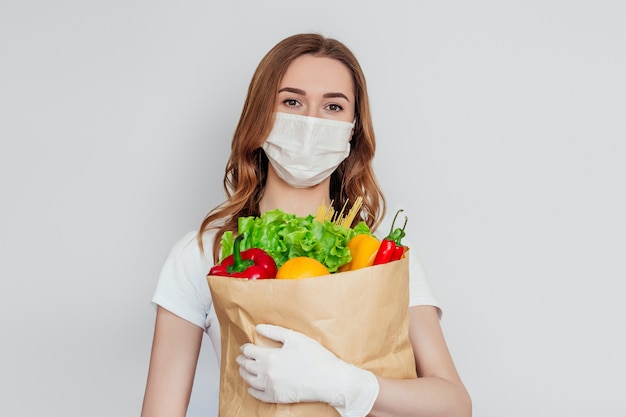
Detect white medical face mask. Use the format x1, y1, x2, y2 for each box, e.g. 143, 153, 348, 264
262, 112, 354, 188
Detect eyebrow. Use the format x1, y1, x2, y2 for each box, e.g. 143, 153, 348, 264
278, 87, 350, 102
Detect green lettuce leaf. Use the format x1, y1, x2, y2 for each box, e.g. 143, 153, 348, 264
219, 208, 372, 273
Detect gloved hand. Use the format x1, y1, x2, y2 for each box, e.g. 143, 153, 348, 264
236, 324, 379, 417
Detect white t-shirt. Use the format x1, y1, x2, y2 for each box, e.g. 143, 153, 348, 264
152, 230, 440, 364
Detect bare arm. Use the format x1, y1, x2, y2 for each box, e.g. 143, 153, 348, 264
141, 306, 204, 417
369, 305, 472, 417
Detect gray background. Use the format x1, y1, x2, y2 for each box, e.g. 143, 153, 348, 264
1, 1, 625, 416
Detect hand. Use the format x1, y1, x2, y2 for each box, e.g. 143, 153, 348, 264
236, 324, 379, 417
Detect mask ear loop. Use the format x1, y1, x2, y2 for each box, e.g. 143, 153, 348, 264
349, 118, 357, 141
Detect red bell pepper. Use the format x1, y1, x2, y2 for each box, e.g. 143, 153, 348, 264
373, 209, 408, 265
209, 233, 277, 279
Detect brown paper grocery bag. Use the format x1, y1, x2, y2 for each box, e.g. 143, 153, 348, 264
207, 256, 416, 417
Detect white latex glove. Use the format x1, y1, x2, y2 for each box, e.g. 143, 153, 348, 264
236, 324, 379, 417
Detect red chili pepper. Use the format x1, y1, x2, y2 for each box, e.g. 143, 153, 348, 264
373, 209, 408, 265
373, 238, 396, 265
390, 243, 406, 261
209, 234, 277, 279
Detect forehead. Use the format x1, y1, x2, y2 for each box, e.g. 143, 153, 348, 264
279, 55, 354, 95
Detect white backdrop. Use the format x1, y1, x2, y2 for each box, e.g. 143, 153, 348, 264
1, 1, 625, 416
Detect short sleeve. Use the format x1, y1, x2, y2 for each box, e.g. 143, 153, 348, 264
405, 241, 442, 316
151, 231, 215, 330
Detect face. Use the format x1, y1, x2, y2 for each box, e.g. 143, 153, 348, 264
275, 54, 356, 123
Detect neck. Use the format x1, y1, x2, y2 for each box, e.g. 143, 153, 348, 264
259, 166, 331, 217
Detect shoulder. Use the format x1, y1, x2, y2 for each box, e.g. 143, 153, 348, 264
151, 230, 218, 329
162, 229, 220, 269
403, 240, 442, 316
167, 230, 210, 257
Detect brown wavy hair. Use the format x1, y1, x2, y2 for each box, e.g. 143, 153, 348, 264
199, 33, 386, 261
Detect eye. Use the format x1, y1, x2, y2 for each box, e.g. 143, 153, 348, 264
326, 103, 343, 112
283, 99, 301, 108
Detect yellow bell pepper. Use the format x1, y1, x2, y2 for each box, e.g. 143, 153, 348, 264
338, 233, 381, 272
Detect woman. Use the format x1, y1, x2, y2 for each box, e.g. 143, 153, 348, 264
141, 33, 471, 417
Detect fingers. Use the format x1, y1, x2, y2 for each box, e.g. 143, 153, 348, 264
237, 344, 269, 380
236, 353, 258, 375
255, 323, 292, 343
237, 324, 316, 404
236, 353, 266, 390
247, 387, 267, 402
240, 342, 265, 359
237, 339, 282, 393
